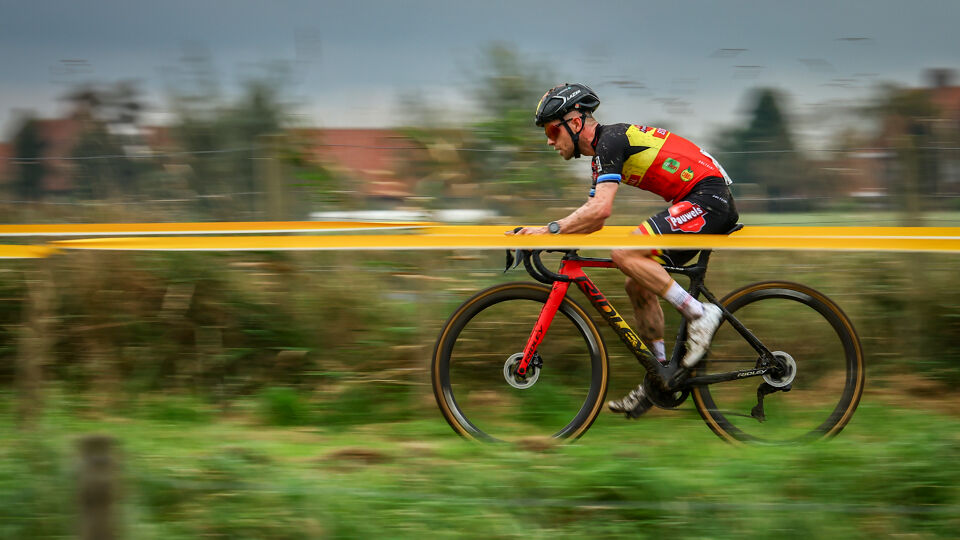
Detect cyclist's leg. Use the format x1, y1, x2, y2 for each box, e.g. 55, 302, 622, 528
611, 229, 701, 352
607, 238, 682, 416
624, 276, 664, 361
609, 179, 737, 415
637, 178, 737, 366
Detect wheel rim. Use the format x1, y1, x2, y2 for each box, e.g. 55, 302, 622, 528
435, 286, 606, 442
694, 284, 863, 444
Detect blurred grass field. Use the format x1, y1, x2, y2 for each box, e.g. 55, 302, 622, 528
1, 389, 958, 539
1, 211, 959, 537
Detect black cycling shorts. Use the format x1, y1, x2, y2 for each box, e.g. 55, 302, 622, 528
636, 177, 739, 267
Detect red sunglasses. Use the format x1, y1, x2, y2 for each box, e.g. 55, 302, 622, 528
544, 117, 575, 140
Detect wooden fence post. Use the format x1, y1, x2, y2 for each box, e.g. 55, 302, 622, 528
78, 435, 119, 540
17, 260, 54, 427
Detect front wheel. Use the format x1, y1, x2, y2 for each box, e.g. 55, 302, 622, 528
432, 282, 609, 442
692, 281, 865, 444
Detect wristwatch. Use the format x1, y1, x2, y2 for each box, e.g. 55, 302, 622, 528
547, 221, 561, 234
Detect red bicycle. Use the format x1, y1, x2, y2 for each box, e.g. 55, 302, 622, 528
431, 238, 865, 444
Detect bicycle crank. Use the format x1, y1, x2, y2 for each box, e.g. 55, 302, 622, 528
643, 372, 690, 409
503, 352, 542, 389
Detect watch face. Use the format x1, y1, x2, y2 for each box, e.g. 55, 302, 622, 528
548, 221, 560, 234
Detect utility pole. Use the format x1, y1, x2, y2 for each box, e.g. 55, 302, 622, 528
259, 134, 287, 220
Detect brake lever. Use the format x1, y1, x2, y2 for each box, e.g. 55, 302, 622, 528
504, 249, 524, 273
504, 227, 526, 273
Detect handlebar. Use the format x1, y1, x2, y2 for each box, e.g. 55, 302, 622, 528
504, 249, 577, 284
502, 223, 742, 284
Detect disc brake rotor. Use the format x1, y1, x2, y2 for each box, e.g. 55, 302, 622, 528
763, 351, 797, 388
503, 352, 540, 389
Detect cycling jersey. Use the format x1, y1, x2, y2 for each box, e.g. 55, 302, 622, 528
590, 124, 731, 203
639, 177, 739, 267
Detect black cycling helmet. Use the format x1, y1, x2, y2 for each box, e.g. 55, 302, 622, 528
535, 83, 600, 158
534, 83, 600, 127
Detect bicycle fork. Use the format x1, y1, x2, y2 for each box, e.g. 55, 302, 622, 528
516, 280, 570, 376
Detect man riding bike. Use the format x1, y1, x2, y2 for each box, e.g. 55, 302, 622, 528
510, 83, 739, 418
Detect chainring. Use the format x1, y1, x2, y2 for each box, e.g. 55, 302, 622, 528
643, 372, 690, 409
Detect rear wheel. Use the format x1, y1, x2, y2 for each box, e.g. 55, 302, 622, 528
432, 283, 608, 442
692, 281, 864, 444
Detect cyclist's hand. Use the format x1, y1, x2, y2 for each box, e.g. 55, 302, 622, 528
507, 226, 548, 235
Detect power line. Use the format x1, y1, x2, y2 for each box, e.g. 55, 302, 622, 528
4, 146, 263, 162
5, 144, 960, 162
0, 192, 264, 206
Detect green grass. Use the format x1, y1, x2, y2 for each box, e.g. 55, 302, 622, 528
1, 211, 959, 537
1, 392, 958, 539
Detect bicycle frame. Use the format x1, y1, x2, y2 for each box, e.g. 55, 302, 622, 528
514, 249, 779, 391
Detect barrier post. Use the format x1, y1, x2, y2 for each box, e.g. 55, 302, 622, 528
78, 435, 120, 540
16, 260, 54, 427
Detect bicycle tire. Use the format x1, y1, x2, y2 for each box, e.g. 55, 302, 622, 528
432, 282, 609, 442
692, 281, 865, 444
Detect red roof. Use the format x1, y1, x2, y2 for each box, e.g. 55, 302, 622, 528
298, 128, 426, 199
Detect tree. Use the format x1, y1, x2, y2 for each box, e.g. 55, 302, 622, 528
869, 83, 942, 217
166, 53, 294, 218
714, 89, 808, 212
221, 77, 288, 214
10, 115, 47, 202
406, 43, 578, 218
67, 81, 149, 201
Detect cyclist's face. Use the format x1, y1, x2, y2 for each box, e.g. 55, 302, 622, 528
544, 115, 580, 160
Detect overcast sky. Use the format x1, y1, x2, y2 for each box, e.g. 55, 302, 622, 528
2, 0, 958, 145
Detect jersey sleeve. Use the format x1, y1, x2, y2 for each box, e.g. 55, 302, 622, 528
589, 126, 627, 197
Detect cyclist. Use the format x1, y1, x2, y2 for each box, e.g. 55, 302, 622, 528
510, 83, 739, 418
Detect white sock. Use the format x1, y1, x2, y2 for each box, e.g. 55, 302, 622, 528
663, 280, 704, 319
651, 339, 666, 364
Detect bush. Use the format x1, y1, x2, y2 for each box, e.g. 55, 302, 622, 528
257, 387, 313, 426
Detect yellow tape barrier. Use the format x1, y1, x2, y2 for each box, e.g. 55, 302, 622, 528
0, 220, 433, 237
426, 225, 960, 239
0, 245, 58, 259
1, 224, 959, 256
49, 227, 960, 253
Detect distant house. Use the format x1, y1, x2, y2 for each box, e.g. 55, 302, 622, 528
35, 115, 85, 194
0, 113, 86, 197
296, 128, 429, 203
3, 116, 480, 213
928, 69, 960, 121
878, 69, 960, 196
819, 69, 960, 203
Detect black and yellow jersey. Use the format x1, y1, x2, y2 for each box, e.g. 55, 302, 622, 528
590, 123, 731, 203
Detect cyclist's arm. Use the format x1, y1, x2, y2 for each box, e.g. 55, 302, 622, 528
555, 182, 617, 233
512, 182, 617, 235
